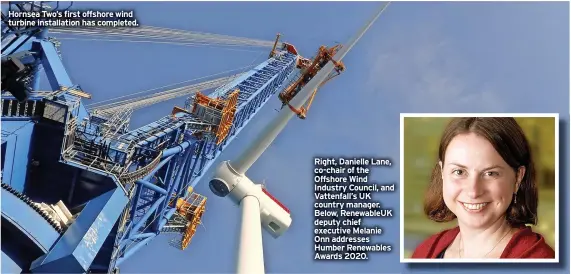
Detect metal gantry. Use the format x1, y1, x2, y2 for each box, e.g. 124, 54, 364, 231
1, 2, 298, 273
1, 1, 390, 272
207, 4, 390, 273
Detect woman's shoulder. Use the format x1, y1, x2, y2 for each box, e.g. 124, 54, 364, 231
502, 226, 555, 259
411, 226, 459, 259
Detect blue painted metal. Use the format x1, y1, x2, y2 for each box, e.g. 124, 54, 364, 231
111, 53, 297, 271
31, 29, 48, 91
115, 234, 156, 267
1, 121, 34, 192
2, 251, 23, 274
1, 2, 298, 273
1, 185, 61, 253
2, 3, 131, 273
30, 188, 129, 273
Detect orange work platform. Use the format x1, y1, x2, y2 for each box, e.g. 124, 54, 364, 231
189, 90, 239, 145
174, 191, 207, 250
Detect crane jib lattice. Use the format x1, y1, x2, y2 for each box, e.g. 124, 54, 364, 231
1, 5, 299, 270
1, 1, 391, 272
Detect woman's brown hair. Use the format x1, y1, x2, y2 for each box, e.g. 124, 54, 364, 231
423, 117, 538, 226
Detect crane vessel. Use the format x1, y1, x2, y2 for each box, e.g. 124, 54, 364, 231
1, 1, 389, 273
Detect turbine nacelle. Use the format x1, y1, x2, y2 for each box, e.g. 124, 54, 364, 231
209, 161, 292, 238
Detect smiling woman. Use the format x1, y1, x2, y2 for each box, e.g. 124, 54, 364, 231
410, 117, 556, 260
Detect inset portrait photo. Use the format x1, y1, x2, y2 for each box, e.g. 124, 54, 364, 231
400, 114, 558, 263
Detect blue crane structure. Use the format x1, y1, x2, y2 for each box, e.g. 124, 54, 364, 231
1, 2, 306, 273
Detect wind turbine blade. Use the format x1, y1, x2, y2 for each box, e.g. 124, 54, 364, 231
231, 2, 391, 174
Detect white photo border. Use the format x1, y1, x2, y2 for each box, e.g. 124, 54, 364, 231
399, 113, 560, 264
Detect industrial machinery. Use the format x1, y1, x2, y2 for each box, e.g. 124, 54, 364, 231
277, 44, 345, 119
208, 4, 389, 273
1, 1, 390, 273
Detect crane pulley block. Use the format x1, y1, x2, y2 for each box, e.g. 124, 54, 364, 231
188, 89, 240, 144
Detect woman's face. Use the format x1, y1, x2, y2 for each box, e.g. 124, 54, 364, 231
440, 132, 522, 229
